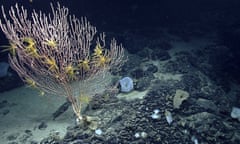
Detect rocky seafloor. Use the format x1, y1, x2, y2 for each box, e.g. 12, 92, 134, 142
2, 27, 240, 144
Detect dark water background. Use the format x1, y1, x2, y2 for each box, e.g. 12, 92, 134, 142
1, 0, 240, 84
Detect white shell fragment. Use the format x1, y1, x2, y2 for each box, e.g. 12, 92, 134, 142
231, 107, 240, 121
153, 109, 160, 114
151, 113, 161, 119
191, 136, 199, 144
140, 132, 148, 139
151, 109, 161, 119
165, 110, 173, 125
134, 132, 140, 138
134, 132, 148, 139
95, 129, 103, 135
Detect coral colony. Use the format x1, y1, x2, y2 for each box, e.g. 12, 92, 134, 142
0, 3, 125, 122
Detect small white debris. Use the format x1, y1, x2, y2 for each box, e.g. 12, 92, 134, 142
231, 107, 240, 121
134, 132, 148, 139
140, 132, 148, 139
151, 113, 161, 119
165, 110, 173, 125
75, 118, 80, 125
95, 129, 103, 135
191, 136, 199, 144
151, 109, 161, 119
134, 132, 140, 138
153, 109, 160, 114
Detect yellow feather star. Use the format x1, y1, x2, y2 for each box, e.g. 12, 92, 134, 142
78, 58, 90, 71
97, 55, 110, 67
43, 39, 57, 48
43, 56, 58, 71
25, 78, 36, 88
22, 37, 40, 58
1, 42, 17, 56
93, 43, 103, 57
65, 64, 77, 80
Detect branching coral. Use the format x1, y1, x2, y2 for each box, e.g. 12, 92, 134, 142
0, 3, 126, 121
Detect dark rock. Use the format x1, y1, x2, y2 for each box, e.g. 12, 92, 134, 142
7, 133, 20, 141
40, 137, 57, 144
30, 141, 38, 144
196, 98, 218, 112
2, 109, 9, 115
38, 122, 47, 130
40, 130, 62, 144
160, 52, 196, 74
25, 130, 32, 136
0, 100, 8, 109
120, 55, 142, 75
52, 101, 71, 120
146, 64, 158, 73
180, 73, 201, 92
135, 77, 151, 91
19, 133, 32, 144
111, 115, 122, 123
151, 49, 171, 61
161, 60, 192, 74
130, 68, 145, 79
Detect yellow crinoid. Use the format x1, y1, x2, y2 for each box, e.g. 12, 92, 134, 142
22, 37, 40, 58
78, 58, 90, 71
92, 43, 110, 67
1, 41, 17, 56
97, 55, 110, 67
65, 64, 77, 80
25, 78, 36, 88
93, 43, 103, 57
43, 56, 59, 71
43, 39, 57, 48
